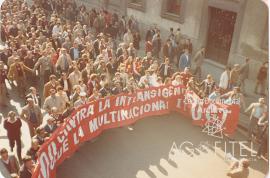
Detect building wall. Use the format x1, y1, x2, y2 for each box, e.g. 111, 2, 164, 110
77, 0, 126, 15
127, 0, 205, 45
231, 0, 268, 80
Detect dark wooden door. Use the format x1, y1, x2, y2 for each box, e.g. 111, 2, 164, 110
206, 7, 237, 65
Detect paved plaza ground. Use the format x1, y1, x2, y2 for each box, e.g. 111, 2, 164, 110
57, 113, 268, 178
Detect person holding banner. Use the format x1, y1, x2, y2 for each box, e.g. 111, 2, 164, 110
221, 87, 246, 109
199, 74, 216, 97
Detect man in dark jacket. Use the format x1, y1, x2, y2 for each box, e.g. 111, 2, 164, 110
19, 156, 34, 178
255, 61, 268, 96
158, 57, 172, 81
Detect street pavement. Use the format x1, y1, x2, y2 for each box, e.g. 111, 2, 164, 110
57, 113, 268, 178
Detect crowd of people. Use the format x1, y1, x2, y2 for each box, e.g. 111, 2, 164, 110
0, 0, 268, 178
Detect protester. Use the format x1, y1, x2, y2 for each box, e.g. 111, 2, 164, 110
7, 58, 33, 97
0, 148, 20, 175
219, 66, 231, 94
254, 61, 268, 96
26, 139, 40, 163
33, 50, 54, 86
227, 158, 249, 178
43, 75, 60, 99
19, 156, 35, 178
193, 47, 205, 80
208, 87, 221, 100
158, 57, 172, 81
256, 116, 268, 159
43, 88, 66, 114
20, 98, 43, 137
221, 87, 246, 109
163, 39, 173, 62
0, 61, 8, 107
230, 64, 240, 89
239, 58, 250, 96
199, 74, 216, 97
0, 0, 268, 176
44, 117, 58, 135
180, 67, 192, 86
32, 126, 48, 145
245, 98, 267, 141
3, 111, 22, 162
74, 91, 89, 108
26, 87, 41, 106
179, 48, 190, 71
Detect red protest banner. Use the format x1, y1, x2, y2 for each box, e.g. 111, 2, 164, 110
32, 85, 240, 178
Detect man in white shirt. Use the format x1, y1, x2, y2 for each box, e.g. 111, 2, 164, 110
219, 66, 231, 92
123, 29, 133, 47
68, 66, 82, 88
245, 98, 267, 140
26, 87, 40, 106
139, 69, 156, 88
52, 23, 62, 37
56, 48, 72, 73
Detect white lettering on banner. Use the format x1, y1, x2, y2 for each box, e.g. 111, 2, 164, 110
48, 142, 57, 170
65, 105, 94, 132
115, 95, 126, 106
34, 85, 239, 178
110, 111, 117, 122
205, 104, 218, 120
63, 139, 69, 153
39, 152, 50, 178
136, 86, 185, 102
115, 96, 136, 107
98, 99, 111, 112
39, 136, 71, 178
205, 104, 230, 122
89, 100, 168, 133
57, 132, 66, 143
74, 126, 85, 145
89, 118, 98, 133
86, 104, 94, 117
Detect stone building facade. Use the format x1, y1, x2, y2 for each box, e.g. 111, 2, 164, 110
50, 0, 270, 80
